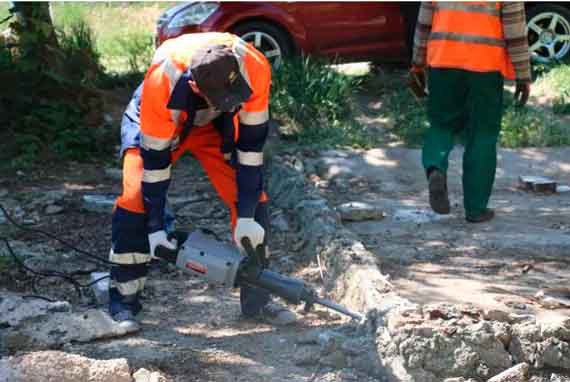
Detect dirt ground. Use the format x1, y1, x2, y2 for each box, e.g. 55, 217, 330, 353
311, 146, 570, 328
0, 153, 374, 382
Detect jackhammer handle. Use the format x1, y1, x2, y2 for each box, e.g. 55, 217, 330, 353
240, 237, 267, 267
154, 244, 179, 263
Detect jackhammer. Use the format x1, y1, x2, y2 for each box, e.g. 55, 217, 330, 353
155, 229, 362, 321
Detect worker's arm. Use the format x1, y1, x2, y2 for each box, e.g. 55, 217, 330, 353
139, 61, 178, 235
502, 2, 532, 82
411, 2, 434, 69
235, 63, 271, 219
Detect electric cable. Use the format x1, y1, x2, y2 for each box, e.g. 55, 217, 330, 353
0, 203, 122, 266
0, 203, 114, 300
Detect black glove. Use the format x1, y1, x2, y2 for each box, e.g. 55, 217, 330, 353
514, 81, 531, 107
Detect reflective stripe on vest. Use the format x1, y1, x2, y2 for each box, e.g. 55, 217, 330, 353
433, 2, 500, 16
427, 1, 515, 80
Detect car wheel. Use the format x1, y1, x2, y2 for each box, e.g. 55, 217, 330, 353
526, 4, 570, 64
231, 21, 293, 68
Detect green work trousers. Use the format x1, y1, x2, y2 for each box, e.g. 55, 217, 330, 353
422, 68, 504, 219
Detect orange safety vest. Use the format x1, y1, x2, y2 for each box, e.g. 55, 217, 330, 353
427, 2, 515, 80
140, 32, 271, 151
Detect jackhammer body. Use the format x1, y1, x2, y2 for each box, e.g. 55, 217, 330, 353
155, 230, 362, 321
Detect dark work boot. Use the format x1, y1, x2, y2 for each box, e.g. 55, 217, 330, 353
466, 209, 495, 223
428, 169, 450, 214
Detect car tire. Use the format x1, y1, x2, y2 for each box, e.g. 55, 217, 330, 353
231, 21, 293, 68
526, 4, 570, 63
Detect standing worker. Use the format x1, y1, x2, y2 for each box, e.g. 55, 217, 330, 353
109, 32, 296, 331
410, 2, 531, 222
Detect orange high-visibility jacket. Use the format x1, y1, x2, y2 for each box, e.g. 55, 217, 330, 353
135, 33, 271, 231
140, 32, 270, 151
427, 2, 515, 80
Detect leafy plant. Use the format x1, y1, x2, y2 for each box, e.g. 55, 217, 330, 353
270, 56, 366, 146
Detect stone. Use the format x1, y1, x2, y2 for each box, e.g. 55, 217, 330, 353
44, 204, 64, 215
0, 351, 131, 382
0, 293, 72, 327
320, 350, 348, 369
271, 213, 290, 232
518, 176, 557, 194
82, 194, 116, 214
393, 208, 451, 224
550, 374, 570, 382
487, 363, 529, 382
483, 309, 511, 323
1, 294, 138, 352
509, 314, 536, 325
557, 185, 570, 193
336, 202, 385, 222
133, 368, 162, 382
0, 189, 8, 198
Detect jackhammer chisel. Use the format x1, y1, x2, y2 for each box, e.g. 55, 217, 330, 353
155, 229, 362, 321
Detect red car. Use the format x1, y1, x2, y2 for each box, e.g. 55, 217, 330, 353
155, 2, 570, 67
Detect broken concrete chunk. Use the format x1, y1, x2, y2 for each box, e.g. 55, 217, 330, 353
557, 185, 570, 193
535, 288, 570, 309
82, 194, 116, 214
393, 208, 450, 224
0, 293, 72, 327
518, 176, 557, 193
1, 294, 138, 352
487, 363, 529, 382
336, 202, 385, 222
133, 368, 162, 382
0, 351, 131, 382
483, 309, 511, 323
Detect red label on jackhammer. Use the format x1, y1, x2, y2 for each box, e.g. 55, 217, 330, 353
186, 261, 207, 274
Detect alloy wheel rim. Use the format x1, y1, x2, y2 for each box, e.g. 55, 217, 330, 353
240, 31, 283, 68
528, 11, 570, 63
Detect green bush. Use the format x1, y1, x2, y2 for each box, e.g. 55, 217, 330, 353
0, 18, 115, 168
270, 56, 365, 146
118, 31, 154, 74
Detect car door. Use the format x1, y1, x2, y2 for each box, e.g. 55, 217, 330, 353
292, 2, 407, 61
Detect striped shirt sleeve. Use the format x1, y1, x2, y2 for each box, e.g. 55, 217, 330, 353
412, 2, 434, 67
502, 2, 532, 82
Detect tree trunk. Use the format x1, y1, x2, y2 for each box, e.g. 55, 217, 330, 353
10, 2, 62, 69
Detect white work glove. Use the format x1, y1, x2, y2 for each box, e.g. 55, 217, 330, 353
148, 230, 177, 258
234, 218, 265, 253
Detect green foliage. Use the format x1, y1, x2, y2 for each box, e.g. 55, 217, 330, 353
118, 31, 154, 74
500, 102, 570, 147
271, 57, 372, 147
0, 15, 115, 168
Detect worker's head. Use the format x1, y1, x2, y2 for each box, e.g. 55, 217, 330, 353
189, 44, 252, 112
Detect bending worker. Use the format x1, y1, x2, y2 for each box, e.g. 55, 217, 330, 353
109, 32, 296, 331
411, 2, 531, 223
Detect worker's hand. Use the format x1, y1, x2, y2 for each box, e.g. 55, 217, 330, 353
408, 65, 427, 99
514, 81, 531, 107
148, 230, 177, 258
234, 218, 265, 253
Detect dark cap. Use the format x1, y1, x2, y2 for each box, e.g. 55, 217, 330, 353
190, 44, 252, 112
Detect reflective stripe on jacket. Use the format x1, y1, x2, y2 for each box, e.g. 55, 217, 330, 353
120, 32, 271, 232
427, 2, 516, 80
